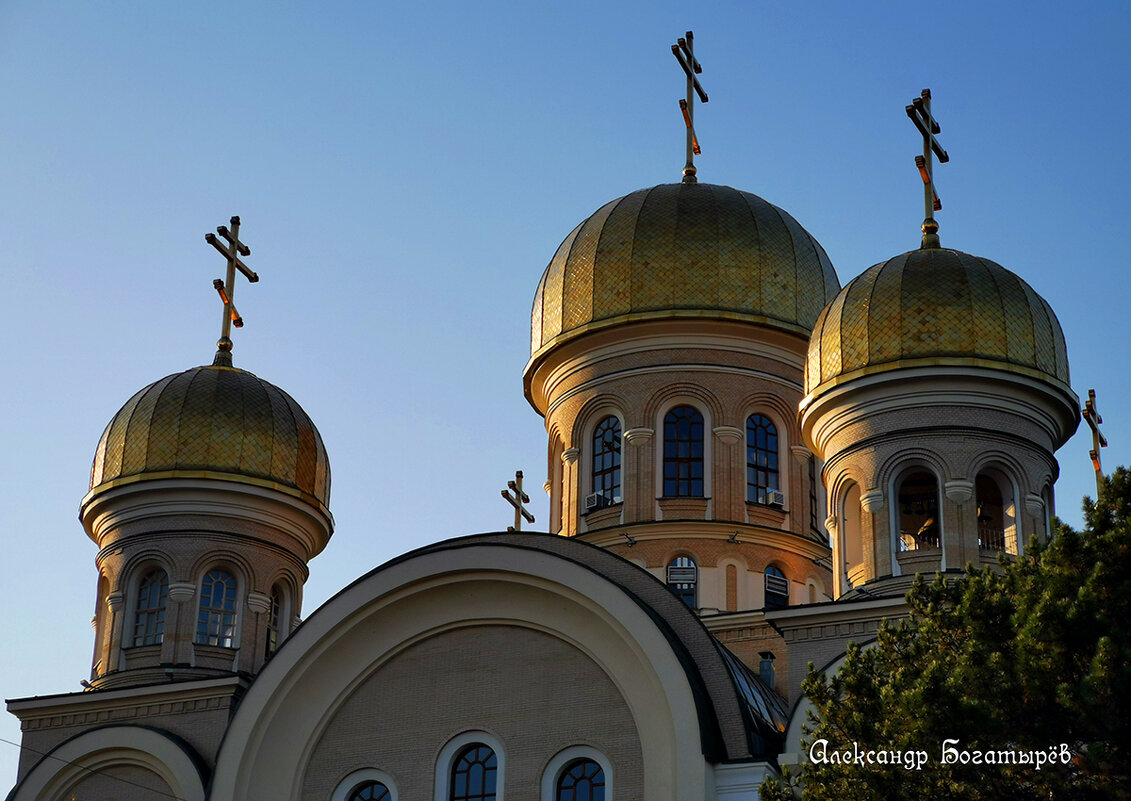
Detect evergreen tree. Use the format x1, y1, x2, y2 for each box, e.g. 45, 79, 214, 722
761, 468, 1131, 800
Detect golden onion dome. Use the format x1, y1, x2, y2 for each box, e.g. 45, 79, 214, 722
805, 248, 1071, 398
529, 182, 840, 361
87, 365, 330, 511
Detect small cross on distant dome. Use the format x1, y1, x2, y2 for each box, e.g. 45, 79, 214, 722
672, 31, 708, 184
501, 470, 535, 532
205, 215, 259, 366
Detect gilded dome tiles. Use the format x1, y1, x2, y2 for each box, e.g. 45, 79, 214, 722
806, 248, 1071, 396
529, 182, 840, 358
89, 365, 330, 509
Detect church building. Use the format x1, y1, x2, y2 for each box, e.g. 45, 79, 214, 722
5, 70, 1079, 801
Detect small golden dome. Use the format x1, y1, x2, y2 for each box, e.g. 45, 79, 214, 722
805, 248, 1071, 397
529, 182, 840, 360
88, 365, 330, 510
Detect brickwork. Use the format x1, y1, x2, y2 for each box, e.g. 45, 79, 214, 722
54, 764, 173, 801
16, 687, 241, 782
301, 625, 643, 799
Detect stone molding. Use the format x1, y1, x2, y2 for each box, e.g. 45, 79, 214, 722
167, 583, 196, 603
944, 479, 975, 504
623, 427, 654, 445
712, 425, 743, 444
860, 489, 884, 513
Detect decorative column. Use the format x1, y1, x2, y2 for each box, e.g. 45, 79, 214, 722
624, 427, 654, 523
825, 515, 843, 598
713, 426, 743, 521
104, 592, 124, 674
860, 489, 885, 581
166, 582, 197, 665
561, 448, 580, 537
945, 479, 975, 569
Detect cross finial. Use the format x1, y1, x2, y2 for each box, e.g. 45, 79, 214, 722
672, 31, 708, 184
501, 470, 535, 532
1083, 389, 1109, 500
205, 215, 259, 367
906, 89, 949, 248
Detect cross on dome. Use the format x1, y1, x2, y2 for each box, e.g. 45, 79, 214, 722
906, 89, 949, 248
672, 31, 708, 184
205, 215, 259, 366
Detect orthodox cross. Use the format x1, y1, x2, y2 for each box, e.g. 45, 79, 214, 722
501, 470, 535, 532
906, 89, 949, 248
205, 216, 259, 366
1083, 389, 1109, 499
672, 31, 708, 184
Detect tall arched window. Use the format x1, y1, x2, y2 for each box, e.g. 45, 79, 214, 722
196, 569, 237, 647
451, 743, 497, 801
667, 556, 697, 608
348, 781, 391, 801
557, 758, 605, 801
746, 414, 779, 504
764, 565, 789, 610
591, 416, 622, 504
976, 470, 1018, 554
897, 470, 940, 551
663, 405, 704, 497
133, 569, 168, 646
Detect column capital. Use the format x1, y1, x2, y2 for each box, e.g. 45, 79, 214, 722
167, 582, 196, 603
860, 489, 884, 513
944, 479, 975, 504
623, 427, 654, 445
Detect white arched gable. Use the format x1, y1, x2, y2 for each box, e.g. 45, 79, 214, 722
9, 725, 206, 801
211, 541, 715, 801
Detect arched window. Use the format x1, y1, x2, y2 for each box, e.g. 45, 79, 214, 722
450, 743, 497, 801
663, 405, 704, 497
556, 758, 605, 801
667, 556, 697, 608
746, 414, 779, 504
196, 569, 237, 647
976, 470, 1018, 554
266, 584, 284, 657
349, 781, 391, 801
897, 470, 940, 551
591, 416, 622, 505
764, 565, 789, 610
133, 569, 168, 647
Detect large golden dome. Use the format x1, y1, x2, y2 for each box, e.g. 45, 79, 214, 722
805, 248, 1071, 398
529, 182, 840, 360
87, 364, 330, 511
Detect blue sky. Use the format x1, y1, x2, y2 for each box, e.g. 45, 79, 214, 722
2, 1, 1127, 786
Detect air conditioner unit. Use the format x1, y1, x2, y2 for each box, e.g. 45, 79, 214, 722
667, 565, 697, 583
759, 489, 785, 507
765, 573, 789, 597
584, 492, 610, 512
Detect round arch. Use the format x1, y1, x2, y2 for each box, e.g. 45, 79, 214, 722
211, 535, 755, 801
8, 725, 207, 801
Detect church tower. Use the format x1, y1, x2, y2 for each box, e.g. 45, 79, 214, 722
79, 218, 333, 689
798, 90, 1079, 599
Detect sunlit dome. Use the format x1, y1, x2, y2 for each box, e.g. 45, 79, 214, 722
86, 364, 330, 512
528, 181, 840, 363
805, 247, 1071, 399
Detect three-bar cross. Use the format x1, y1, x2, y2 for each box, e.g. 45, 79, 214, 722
906, 89, 949, 248
205, 216, 258, 365
672, 31, 708, 183
1083, 389, 1109, 499
501, 470, 535, 532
